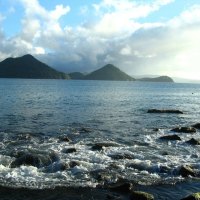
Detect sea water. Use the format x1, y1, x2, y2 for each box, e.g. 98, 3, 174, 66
0, 79, 200, 199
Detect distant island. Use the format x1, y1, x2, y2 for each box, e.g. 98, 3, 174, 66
0, 54, 174, 82
83, 64, 135, 81
0, 54, 69, 79
69, 64, 174, 82
137, 76, 174, 82
70, 64, 135, 81
68, 72, 85, 80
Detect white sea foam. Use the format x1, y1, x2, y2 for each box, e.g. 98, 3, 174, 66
0, 126, 199, 189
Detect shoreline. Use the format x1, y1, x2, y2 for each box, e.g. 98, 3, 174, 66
0, 179, 200, 200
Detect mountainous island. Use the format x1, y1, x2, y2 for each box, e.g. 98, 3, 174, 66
84, 64, 135, 81
69, 64, 135, 81
69, 64, 174, 82
0, 54, 174, 82
0, 54, 69, 79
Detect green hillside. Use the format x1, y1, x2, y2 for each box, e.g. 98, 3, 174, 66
84, 64, 135, 81
0, 54, 69, 79
69, 72, 85, 80
138, 76, 174, 82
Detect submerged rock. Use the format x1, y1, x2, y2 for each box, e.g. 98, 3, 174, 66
171, 127, 196, 133
130, 191, 154, 200
58, 136, 71, 142
79, 127, 92, 133
109, 153, 134, 160
91, 169, 121, 184
161, 151, 169, 156
159, 135, 181, 140
9, 150, 27, 158
179, 165, 196, 177
186, 138, 200, 145
91, 142, 120, 151
69, 161, 80, 168
91, 144, 104, 151
181, 192, 200, 200
159, 165, 171, 173
192, 123, 200, 129
62, 148, 77, 153
10, 151, 59, 168
108, 181, 133, 193
106, 193, 122, 200
147, 109, 183, 114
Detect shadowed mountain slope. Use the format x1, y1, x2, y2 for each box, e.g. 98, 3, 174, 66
84, 64, 135, 81
0, 54, 69, 79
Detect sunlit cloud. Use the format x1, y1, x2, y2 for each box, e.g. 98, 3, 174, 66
0, 0, 200, 80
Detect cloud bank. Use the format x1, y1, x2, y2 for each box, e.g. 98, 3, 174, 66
0, 0, 200, 79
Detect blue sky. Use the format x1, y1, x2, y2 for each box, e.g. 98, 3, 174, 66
0, 0, 200, 80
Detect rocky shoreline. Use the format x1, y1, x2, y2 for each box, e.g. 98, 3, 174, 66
0, 108, 200, 199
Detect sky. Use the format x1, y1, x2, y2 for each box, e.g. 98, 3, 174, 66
0, 0, 200, 80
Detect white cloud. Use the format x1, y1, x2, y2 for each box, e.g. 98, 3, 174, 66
92, 0, 173, 37
1, 0, 200, 80
0, 0, 70, 60
120, 45, 132, 55
169, 5, 200, 27
19, 0, 70, 38
21, 18, 41, 42
34, 47, 45, 55
50, 5, 70, 20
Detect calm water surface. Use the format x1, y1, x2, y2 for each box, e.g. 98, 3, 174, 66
0, 79, 200, 199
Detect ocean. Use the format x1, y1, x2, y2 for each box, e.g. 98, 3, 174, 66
0, 79, 200, 199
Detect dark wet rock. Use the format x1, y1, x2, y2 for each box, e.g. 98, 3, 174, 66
10, 152, 59, 168
153, 128, 160, 132
181, 192, 200, 200
179, 165, 196, 177
59, 163, 70, 171
159, 165, 171, 173
108, 181, 133, 193
186, 138, 200, 145
91, 169, 122, 185
91, 142, 120, 151
192, 123, 200, 129
106, 193, 122, 200
161, 151, 169, 156
171, 127, 196, 133
90, 169, 108, 182
10, 150, 27, 158
91, 144, 104, 151
108, 163, 122, 170
91, 169, 117, 183
191, 154, 199, 159
109, 153, 134, 160
147, 109, 183, 114
62, 148, 77, 153
159, 135, 181, 140
58, 136, 71, 142
69, 161, 80, 168
130, 191, 154, 200
96, 142, 120, 147
79, 127, 92, 133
